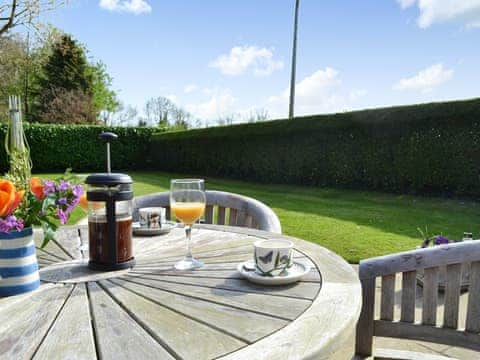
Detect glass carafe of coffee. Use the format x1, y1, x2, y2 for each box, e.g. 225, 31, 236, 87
86, 132, 135, 271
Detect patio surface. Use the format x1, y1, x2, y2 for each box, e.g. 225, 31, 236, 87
333, 265, 479, 359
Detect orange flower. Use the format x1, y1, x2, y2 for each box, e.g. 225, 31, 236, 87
0, 180, 24, 217
79, 193, 88, 211
30, 177, 45, 200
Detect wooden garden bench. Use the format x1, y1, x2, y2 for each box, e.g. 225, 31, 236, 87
132, 190, 282, 233
355, 241, 480, 359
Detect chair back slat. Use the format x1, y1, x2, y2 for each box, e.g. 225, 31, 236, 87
355, 277, 376, 357
400, 270, 416, 323
217, 206, 226, 225
244, 215, 253, 228
359, 241, 480, 279
443, 263, 462, 329
422, 266, 439, 325
205, 205, 214, 224
380, 274, 395, 321
229, 208, 238, 226
356, 241, 480, 357
236, 211, 247, 227
466, 261, 480, 333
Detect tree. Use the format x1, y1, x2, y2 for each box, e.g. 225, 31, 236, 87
245, 108, 269, 123
144, 96, 175, 127
0, 34, 28, 120
170, 107, 191, 130
31, 33, 118, 123
89, 61, 119, 123
0, 0, 65, 37
216, 114, 236, 126
38, 87, 96, 124
111, 103, 138, 126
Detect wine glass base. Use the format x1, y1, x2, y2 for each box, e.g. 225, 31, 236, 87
174, 258, 204, 270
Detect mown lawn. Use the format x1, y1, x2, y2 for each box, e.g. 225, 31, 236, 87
42, 171, 480, 264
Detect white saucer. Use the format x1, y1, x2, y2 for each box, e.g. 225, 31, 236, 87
133, 221, 176, 236
237, 259, 310, 285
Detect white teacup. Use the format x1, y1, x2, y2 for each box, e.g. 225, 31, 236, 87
253, 239, 294, 276
139, 207, 166, 229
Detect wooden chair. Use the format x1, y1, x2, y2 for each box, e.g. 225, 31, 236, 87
132, 190, 282, 234
355, 241, 480, 359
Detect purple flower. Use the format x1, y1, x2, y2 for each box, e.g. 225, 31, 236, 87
43, 180, 55, 196
57, 197, 68, 205
58, 180, 70, 192
0, 215, 24, 233
57, 208, 68, 225
434, 236, 450, 245
72, 184, 83, 197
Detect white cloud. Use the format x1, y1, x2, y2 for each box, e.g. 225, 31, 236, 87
99, 0, 152, 15
184, 83, 198, 94
210, 46, 284, 77
397, 0, 480, 28
186, 90, 236, 120
398, 0, 417, 9
267, 67, 351, 117
393, 63, 453, 92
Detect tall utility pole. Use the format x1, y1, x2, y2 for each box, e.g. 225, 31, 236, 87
288, 0, 300, 120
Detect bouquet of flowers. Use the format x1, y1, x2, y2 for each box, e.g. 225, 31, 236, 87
0, 96, 84, 247
0, 173, 84, 247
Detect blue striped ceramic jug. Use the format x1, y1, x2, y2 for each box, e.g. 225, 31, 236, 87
0, 227, 40, 297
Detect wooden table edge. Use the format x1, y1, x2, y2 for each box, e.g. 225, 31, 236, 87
197, 225, 362, 360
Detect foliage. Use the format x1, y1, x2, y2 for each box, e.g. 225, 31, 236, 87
149, 98, 480, 198
0, 175, 84, 247
37, 88, 97, 124
0, 34, 29, 121
0, 124, 160, 172
0, 30, 118, 124
0, 0, 65, 37
88, 60, 120, 122
32, 34, 93, 119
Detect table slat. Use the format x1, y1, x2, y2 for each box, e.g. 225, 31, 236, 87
33, 284, 96, 360
110, 277, 288, 343
120, 274, 311, 320
87, 282, 174, 360
0, 284, 73, 359
98, 279, 246, 360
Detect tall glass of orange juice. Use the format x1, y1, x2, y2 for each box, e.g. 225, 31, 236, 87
170, 179, 206, 270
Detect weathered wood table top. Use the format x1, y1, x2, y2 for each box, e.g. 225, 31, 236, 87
0, 224, 361, 360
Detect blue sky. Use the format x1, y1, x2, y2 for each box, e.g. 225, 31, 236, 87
44, 0, 480, 123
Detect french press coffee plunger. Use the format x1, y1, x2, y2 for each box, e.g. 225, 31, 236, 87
85, 132, 135, 271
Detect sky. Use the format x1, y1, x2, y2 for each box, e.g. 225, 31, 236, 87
43, 0, 480, 124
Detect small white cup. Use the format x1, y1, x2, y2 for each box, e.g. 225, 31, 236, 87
253, 239, 294, 276
139, 207, 166, 229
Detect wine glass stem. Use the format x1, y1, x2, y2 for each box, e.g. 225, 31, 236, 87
185, 225, 193, 260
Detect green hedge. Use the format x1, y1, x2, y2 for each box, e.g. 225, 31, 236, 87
0, 125, 157, 173
150, 98, 480, 197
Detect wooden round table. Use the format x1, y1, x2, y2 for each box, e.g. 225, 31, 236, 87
0, 225, 361, 360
